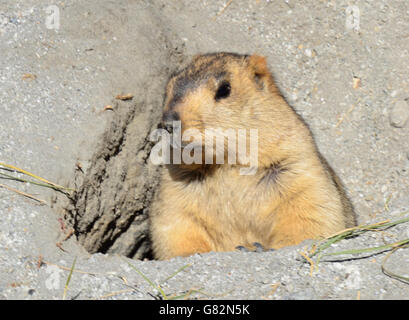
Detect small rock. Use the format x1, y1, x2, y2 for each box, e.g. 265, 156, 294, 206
304, 48, 316, 58
389, 100, 409, 128
353, 77, 361, 89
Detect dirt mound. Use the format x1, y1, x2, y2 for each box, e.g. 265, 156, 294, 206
66, 99, 159, 259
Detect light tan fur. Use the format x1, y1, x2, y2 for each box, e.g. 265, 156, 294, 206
150, 53, 355, 260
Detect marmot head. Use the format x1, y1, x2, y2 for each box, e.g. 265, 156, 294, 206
162, 53, 275, 131
161, 52, 298, 169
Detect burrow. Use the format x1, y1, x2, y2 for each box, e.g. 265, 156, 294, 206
61, 50, 186, 260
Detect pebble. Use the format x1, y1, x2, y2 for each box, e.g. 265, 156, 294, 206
389, 100, 409, 128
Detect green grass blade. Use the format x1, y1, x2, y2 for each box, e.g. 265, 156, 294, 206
321, 238, 409, 257
0, 172, 72, 193
381, 245, 409, 283
310, 212, 409, 259
125, 260, 168, 300
63, 257, 77, 300
161, 263, 191, 284
0, 162, 74, 191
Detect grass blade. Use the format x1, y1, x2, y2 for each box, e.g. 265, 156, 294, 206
322, 238, 409, 257
63, 257, 77, 300
125, 260, 168, 300
0, 183, 47, 205
161, 263, 191, 284
0, 162, 74, 191
381, 244, 409, 283
0, 172, 71, 193
310, 212, 409, 259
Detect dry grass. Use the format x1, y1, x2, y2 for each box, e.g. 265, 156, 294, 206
0, 162, 74, 204
302, 211, 409, 281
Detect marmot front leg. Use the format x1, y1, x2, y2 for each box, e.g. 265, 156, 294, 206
150, 211, 212, 260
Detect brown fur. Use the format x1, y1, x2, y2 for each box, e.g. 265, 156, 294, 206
150, 53, 356, 260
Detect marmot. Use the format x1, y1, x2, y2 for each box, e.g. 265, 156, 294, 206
150, 52, 355, 260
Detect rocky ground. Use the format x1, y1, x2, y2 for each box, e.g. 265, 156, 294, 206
0, 0, 408, 300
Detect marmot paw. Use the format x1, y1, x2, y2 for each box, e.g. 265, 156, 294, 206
235, 242, 275, 253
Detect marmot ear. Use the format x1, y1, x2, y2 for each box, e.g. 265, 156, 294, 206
247, 54, 272, 89
248, 54, 270, 77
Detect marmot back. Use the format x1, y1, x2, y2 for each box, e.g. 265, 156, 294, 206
150, 52, 355, 260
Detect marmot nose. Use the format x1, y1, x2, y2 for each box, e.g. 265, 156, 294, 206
162, 111, 180, 134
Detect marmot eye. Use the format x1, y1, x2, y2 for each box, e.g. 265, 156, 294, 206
215, 81, 231, 101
